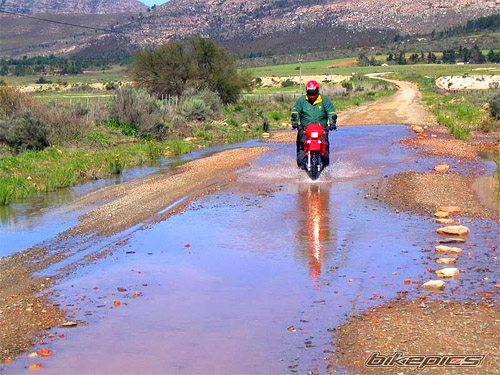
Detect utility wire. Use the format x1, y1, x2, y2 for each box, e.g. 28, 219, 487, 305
0, 8, 120, 33
0, 8, 162, 39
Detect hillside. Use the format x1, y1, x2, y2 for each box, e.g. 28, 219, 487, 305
1, 0, 499, 58
0, 0, 147, 14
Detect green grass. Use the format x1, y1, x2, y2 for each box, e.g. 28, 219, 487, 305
386, 65, 499, 139
0, 141, 188, 205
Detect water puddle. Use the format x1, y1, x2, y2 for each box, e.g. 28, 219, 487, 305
2, 126, 498, 374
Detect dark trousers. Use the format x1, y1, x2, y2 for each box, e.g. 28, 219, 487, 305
296, 129, 330, 167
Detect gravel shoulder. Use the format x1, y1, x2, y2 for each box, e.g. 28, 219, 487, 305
333, 299, 499, 374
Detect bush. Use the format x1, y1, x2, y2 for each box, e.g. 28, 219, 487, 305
36, 77, 52, 84
178, 89, 220, 121
341, 80, 353, 92
489, 93, 500, 120
179, 97, 211, 121
44, 105, 90, 144
0, 109, 49, 153
131, 38, 250, 103
281, 80, 295, 88
110, 86, 168, 139
0, 86, 36, 118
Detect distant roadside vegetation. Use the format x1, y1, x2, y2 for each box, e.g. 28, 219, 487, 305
0, 55, 131, 77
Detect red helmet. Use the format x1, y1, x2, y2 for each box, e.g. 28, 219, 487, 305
306, 80, 320, 101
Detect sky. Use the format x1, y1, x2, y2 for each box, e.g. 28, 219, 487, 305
140, 0, 169, 6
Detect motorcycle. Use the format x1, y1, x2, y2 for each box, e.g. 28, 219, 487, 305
302, 123, 327, 180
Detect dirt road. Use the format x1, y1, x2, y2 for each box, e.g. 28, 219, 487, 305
340, 74, 435, 126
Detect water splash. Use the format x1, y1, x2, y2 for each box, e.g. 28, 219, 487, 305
241, 154, 367, 183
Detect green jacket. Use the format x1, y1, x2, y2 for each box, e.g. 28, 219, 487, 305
291, 95, 336, 128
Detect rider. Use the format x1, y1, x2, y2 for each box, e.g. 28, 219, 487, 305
291, 80, 337, 169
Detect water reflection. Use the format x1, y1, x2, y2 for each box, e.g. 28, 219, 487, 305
295, 184, 336, 281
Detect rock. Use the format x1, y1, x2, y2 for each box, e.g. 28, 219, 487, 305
412, 125, 424, 134
435, 245, 463, 254
438, 238, 466, 244
437, 206, 461, 213
436, 258, 457, 265
435, 218, 457, 225
435, 268, 460, 278
436, 225, 469, 236
183, 137, 197, 142
262, 132, 270, 138
434, 164, 449, 172
421, 280, 445, 290
482, 103, 490, 111
61, 321, 78, 328
434, 211, 450, 218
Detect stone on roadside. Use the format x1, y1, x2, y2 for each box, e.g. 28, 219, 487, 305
435, 218, 457, 225
435, 245, 463, 254
262, 132, 270, 138
412, 125, 424, 134
421, 280, 445, 290
438, 238, 466, 244
434, 164, 449, 172
436, 225, 469, 236
437, 206, 461, 213
434, 211, 450, 218
435, 268, 460, 278
436, 258, 457, 265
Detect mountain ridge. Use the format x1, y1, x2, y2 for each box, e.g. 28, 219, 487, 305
0, 0, 147, 14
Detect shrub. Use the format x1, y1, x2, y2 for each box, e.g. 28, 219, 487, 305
0, 86, 36, 118
36, 77, 52, 84
341, 81, 353, 92
44, 105, 90, 144
178, 89, 222, 122
0, 109, 50, 153
281, 80, 295, 88
179, 97, 211, 121
489, 92, 500, 120
110, 86, 168, 139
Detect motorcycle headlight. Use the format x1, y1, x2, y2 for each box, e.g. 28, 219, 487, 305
311, 131, 319, 138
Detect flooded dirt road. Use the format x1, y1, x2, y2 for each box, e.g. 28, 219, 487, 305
1, 126, 498, 374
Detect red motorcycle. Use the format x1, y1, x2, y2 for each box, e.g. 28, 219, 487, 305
302, 123, 327, 180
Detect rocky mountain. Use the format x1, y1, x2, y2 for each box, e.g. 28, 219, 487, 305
1, 0, 499, 57
107, 0, 498, 55
0, 0, 147, 14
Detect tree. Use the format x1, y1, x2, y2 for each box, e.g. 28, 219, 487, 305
131, 38, 248, 103
357, 52, 370, 67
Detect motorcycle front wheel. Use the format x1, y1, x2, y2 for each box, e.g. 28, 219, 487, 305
308, 151, 322, 180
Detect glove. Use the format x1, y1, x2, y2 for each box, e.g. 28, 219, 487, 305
291, 113, 299, 129
329, 114, 338, 131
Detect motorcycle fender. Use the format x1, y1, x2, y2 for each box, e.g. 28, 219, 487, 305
308, 140, 322, 151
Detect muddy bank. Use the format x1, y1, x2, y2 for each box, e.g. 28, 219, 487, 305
0, 249, 66, 362
401, 126, 499, 160
0, 147, 269, 364
368, 171, 498, 220
333, 300, 499, 374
